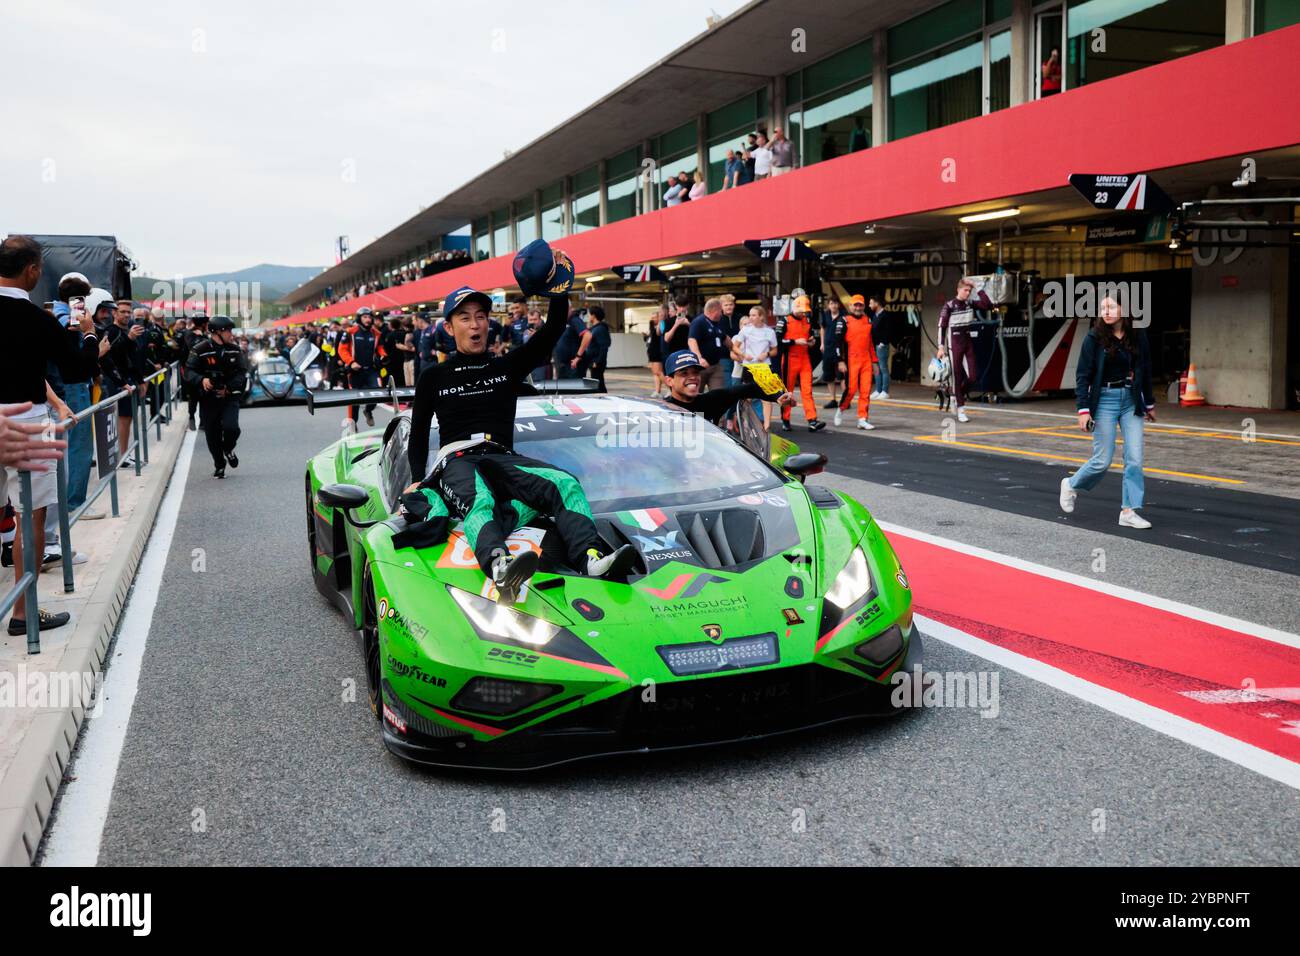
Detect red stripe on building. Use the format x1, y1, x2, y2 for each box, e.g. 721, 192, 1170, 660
288, 27, 1300, 324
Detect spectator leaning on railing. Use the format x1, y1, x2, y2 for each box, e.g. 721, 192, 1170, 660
0, 235, 101, 636
769, 127, 796, 176
751, 133, 773, 180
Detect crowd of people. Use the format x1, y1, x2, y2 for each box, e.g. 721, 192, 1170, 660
310, 127, 801, 314
0, 230, 1159, 645
305, 248, 473, 311
642, 290, 897, 433
640, 277, 1157, 529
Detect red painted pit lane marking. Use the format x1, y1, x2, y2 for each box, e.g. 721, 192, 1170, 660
882, 527, 1300, 765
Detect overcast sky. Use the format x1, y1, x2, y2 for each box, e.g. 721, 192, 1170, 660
3, 0, 748, 277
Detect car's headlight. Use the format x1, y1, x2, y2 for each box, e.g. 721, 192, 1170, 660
448, 587, 562, 646
825, 547, 872, 610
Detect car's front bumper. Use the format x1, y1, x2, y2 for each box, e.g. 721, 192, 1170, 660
380, 629, 923, 771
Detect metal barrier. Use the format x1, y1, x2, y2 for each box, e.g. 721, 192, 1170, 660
0, 473, 42, 654
10, 362, 185, 654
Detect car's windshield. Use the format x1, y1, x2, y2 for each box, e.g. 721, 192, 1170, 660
260, 358, 290, 375
513, 421, 782, 512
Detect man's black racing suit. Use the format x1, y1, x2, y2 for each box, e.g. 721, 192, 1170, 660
406, 296, 602, 576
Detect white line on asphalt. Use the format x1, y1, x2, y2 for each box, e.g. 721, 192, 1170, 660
918, 613, 1300, 792
41, 430, 197, 867
878, 520, 1300, 651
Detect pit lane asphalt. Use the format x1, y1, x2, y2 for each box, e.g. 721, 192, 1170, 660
82, 404, 1298, 865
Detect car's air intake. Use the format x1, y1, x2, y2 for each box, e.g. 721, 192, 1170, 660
680, 509, 765, 569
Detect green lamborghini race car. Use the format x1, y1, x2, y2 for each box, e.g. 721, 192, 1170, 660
305, 385, 921, 769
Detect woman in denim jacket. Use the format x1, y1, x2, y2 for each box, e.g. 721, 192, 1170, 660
1059, 296, 1157, 528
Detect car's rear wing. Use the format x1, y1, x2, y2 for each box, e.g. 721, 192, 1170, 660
305, 376, 602, 414
306, 386, 413, 415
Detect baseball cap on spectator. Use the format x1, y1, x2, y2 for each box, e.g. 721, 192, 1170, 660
664, 349, 703, 376
849, 294, 865, 306
793, 295, 812, 314
58, 271, 89, 286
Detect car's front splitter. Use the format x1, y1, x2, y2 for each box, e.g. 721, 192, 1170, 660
380, 631, 924, 771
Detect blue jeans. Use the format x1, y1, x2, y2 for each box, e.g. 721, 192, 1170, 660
873, 342, 890, 394
64, 383, 94, 511
1069, 386, 1145, 509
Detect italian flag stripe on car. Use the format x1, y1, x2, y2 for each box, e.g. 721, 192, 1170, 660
617, 508, 667, 532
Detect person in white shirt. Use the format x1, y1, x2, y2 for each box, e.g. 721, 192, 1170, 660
751, 133, 773, 180
731, 306, 778, 429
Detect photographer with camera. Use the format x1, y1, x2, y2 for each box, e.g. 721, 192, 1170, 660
185, 315, 248, 479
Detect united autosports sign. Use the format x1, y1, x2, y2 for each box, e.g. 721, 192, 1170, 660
1069, 173, 1172, 213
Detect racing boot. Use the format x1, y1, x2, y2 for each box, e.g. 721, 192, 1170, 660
585, 544, 636, 579
490, 548, 539, 604
808, 419, 826, 432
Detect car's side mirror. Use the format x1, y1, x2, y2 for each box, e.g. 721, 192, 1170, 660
783, 452, 827, 483
317, 483, 379, 526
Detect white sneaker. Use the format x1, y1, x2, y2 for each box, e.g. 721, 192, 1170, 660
956, 407, 970, 423
41, 551, 88, 572
878, 391, 890, 400
1119, 509, 1151, 529
857, 418, 874, 430
832, 408, 843, 427
1059, 477, 1076, 514
869, 391, 881, 399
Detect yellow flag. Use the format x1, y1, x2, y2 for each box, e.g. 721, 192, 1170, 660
744, 362, 785, 396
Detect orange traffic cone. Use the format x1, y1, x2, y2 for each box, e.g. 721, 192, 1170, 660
1180, 363, 1207, 406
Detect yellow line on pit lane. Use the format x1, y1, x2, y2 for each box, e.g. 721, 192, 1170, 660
912, 435, 1247, 484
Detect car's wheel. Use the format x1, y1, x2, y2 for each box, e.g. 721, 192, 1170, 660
361, 563, 382, 722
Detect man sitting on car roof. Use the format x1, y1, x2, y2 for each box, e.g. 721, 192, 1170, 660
401, 239, 635, 601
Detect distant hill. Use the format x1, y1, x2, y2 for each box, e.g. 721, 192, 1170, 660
188, 263, 325, 293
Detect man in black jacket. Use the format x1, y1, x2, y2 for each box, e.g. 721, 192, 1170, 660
185, 316, 248, 478
341, 307, 382, 427
0, 235, 100, 635
180, 313, 209, 430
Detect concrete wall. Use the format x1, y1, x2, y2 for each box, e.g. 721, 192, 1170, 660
1189, 232, 1290, 409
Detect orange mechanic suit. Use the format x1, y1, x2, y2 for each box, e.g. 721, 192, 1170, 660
775, 297, 822, 429
835, 311, 878, 418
